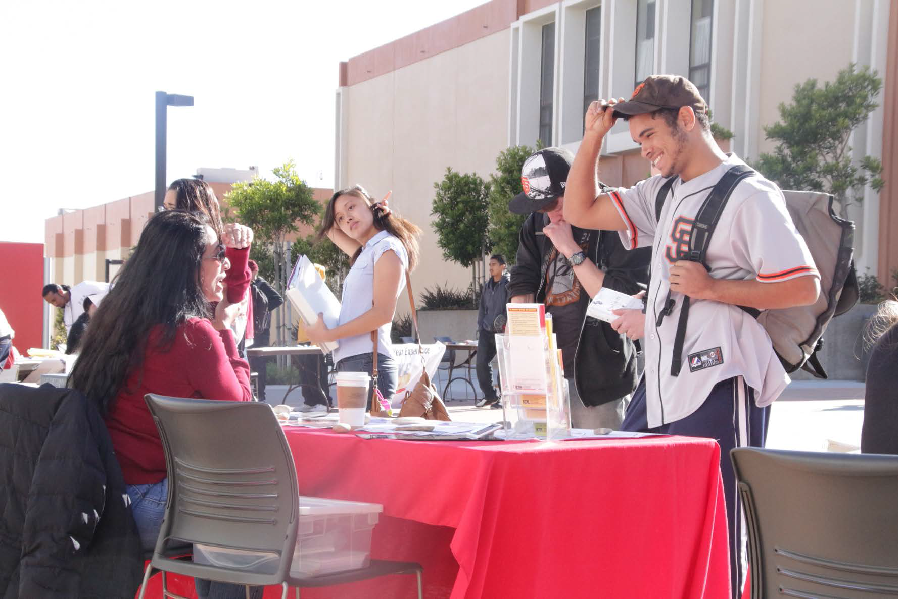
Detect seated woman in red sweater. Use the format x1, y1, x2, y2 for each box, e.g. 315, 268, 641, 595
70, 210, 252, 556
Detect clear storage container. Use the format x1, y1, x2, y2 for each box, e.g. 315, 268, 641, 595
193, 496, 383, 578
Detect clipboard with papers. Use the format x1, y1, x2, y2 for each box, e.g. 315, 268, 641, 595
285, 255, 342, 354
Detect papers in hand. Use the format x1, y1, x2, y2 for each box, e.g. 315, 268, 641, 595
286, 255, 342, 353
586, 288, 644, 323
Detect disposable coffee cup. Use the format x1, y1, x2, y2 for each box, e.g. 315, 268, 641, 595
335, 371, 370, 427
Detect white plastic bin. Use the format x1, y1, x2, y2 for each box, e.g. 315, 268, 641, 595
193, 496, 383, 579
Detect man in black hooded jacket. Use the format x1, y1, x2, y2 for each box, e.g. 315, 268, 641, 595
507, 147, 650, 429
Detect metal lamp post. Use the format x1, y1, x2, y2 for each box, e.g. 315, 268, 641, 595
155, 91, 194, 210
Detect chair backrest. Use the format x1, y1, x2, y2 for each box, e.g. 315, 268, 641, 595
731, 448, 898, 598
144, 395, 299, 585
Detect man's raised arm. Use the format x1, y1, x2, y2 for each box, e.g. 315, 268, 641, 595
564, 99, 628, 232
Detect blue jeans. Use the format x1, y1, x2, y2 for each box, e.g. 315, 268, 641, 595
336, 352, 398, 410
127, 479, 261, 599
0, 337, 11, 370
127, 479, 168, 553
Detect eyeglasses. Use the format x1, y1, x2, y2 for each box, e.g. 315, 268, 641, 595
203, 243, 227, 262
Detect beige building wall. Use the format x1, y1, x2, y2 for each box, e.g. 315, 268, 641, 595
339, 30, 511, 314
756, 0, 857, 157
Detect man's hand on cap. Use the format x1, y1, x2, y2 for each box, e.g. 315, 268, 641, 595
585, 97, 625, 138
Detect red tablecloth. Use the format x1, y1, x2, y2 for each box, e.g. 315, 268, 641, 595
141, 429, 730, 599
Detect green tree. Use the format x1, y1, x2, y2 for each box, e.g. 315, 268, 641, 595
225, 160, 321, 346
754, 64, 884, 207
431, 168, 491, 293
487, 144, 536, 264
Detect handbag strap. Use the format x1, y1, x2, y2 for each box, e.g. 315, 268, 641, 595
370, 270, 426, 398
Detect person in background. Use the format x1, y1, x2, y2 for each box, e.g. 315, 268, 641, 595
69, 210, 257, 599
475, 254, 509, 408
248, 259, 283, 402
294, 262, 333, 412
42, 281, 110, 335
306, 186, 420, 409
862, 299, 898, 454
0, 307, 14, 370
163, 178, 254, 335
65, 294, 103, 355
507, 147, 650, 429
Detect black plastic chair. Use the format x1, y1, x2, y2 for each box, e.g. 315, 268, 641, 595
731, 447, 898, 598
138, 395, 422, 599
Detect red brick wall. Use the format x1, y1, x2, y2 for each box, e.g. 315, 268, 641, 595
0, 242, 45, 351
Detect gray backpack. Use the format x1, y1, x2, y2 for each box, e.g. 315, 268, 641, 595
655, 165, 859, 378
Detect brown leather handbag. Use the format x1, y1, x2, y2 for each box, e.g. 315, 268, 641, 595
368, 272, 450, 421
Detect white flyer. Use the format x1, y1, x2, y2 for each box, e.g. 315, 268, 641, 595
586, 288, 644, 323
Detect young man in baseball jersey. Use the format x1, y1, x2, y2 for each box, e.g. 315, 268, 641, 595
563, 75, 820, 598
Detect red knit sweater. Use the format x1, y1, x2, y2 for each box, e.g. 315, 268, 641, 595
105, 317, 252, 484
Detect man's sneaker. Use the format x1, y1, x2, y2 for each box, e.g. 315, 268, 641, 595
296, 403, 328, 413
490, 400, 503, 410
476, 396, 500, 408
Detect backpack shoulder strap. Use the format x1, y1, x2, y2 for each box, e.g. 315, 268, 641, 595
670, 164, 755, 376
655, 176, 678, 222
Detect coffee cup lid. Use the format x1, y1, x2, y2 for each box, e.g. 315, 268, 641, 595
336, 371, 371, 383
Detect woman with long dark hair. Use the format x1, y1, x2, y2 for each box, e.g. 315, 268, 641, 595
69, 210, 252, 550
306, 185, 420, 407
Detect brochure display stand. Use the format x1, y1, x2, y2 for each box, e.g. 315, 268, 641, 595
495, 304, 570, 440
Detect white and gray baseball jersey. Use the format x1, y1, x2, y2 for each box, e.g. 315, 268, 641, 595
610, 154, 818, 428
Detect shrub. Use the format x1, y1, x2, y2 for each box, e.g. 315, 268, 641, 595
419, 283, 474, 310
391, 313, 414, 343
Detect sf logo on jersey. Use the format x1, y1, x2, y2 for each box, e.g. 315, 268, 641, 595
666, 216, 695, 263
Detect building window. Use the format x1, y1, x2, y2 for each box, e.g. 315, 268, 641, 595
635, 0, 655, 86
689, 0, 713, 100
583, 6, 601, 121
539, 22, 555, 146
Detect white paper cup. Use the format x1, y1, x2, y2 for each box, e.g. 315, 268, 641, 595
335, 371, 369, 427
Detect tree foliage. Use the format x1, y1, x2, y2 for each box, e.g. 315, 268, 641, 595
754, 64, 884, 206
487, 144, 537, 264
225, 160, 321, 246
431, 168, 491, 267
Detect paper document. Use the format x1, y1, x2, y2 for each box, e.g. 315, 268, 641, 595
505, 304, 548, 393
585, 288, 644, 323
286, 255, 342, 354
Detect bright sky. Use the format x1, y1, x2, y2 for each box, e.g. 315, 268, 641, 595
0, 0, 488, 243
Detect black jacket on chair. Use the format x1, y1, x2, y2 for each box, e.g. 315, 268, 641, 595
0, 383, 143, 598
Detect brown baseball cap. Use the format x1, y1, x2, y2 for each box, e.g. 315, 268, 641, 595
612, 75, 708, 119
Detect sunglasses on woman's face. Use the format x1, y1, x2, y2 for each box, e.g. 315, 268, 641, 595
204, 243, 227, 262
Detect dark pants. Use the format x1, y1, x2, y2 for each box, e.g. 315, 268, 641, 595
248, 355, 270, 402
622, 376, 768, 599
296, 352, 331, 407
336, 352, 398, 410
476, 330, 498, 400
0, 337, 10, 371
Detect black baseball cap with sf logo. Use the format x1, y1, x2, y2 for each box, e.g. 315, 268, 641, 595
507, 147, 574, 214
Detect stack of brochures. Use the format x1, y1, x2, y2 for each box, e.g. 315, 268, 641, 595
286, 255, 342, 354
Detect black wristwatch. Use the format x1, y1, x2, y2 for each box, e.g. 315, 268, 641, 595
569, 251, 587, 266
